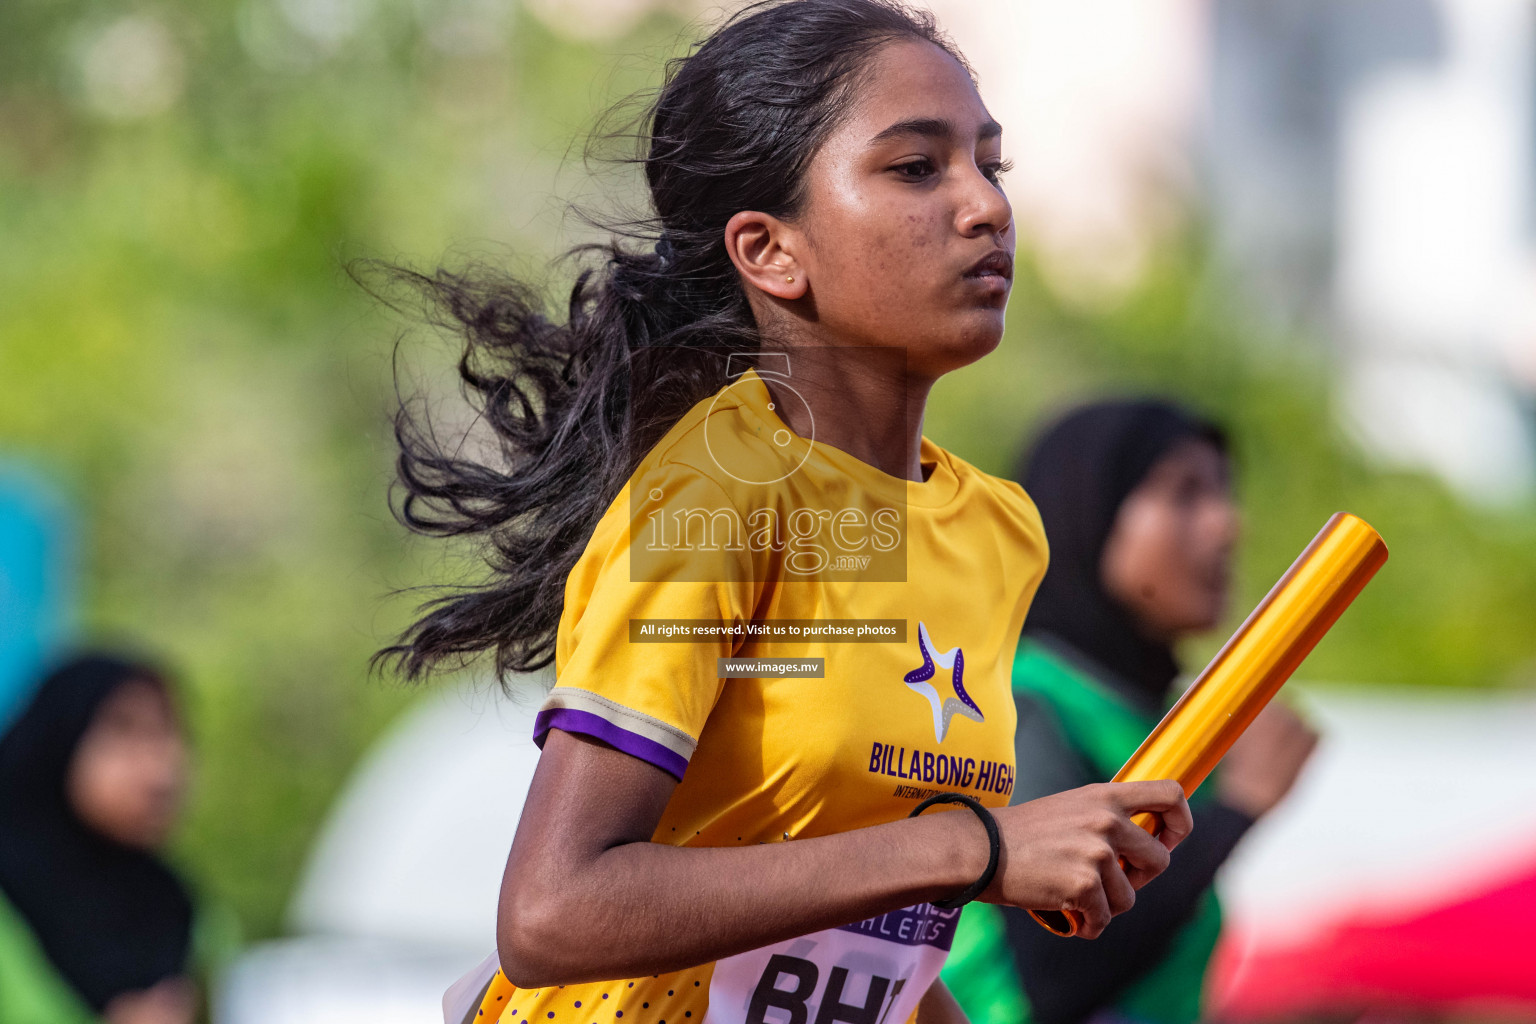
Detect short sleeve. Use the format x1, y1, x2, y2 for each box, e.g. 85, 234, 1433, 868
534, 463, 759, 780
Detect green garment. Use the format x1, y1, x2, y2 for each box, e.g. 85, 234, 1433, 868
0, 890, 98, 1024
942, 640, 1223, 1024
0, 887, 240, 1024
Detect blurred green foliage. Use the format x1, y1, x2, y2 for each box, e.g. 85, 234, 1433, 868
3, 0, 1535, 946
0, 0, 686, 939
932, 241, 1536, 693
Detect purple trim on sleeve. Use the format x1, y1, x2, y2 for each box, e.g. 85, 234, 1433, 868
533, 707, 690, 781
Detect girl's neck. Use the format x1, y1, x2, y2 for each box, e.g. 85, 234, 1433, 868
756, 344, 933, 482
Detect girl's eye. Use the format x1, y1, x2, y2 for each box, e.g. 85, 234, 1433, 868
983, 158, 1014, 184
892, 158, 936, 181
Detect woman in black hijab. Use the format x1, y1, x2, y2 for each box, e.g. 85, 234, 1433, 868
943, 399, 1318, 1024
0, 654, 195, 1024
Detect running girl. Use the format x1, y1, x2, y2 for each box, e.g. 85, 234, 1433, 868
383, 3, 1193, 1022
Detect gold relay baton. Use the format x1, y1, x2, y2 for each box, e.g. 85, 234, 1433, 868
1028, 512, 1388, 937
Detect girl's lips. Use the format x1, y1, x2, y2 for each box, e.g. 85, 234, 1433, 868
965, 249, 1014, 280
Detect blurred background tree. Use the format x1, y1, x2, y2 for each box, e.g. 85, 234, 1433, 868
3, 0, 1534, 942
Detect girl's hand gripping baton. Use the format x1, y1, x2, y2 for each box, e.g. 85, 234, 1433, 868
1029, 512, 1388, 937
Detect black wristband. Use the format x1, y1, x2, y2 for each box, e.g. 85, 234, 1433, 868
908, 792, 1001, 909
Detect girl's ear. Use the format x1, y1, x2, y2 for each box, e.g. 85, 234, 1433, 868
724, 210, 808, 300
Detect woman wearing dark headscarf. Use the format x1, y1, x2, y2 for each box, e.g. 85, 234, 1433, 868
942, 399, 1318, 1024
0, 654, 196, 1024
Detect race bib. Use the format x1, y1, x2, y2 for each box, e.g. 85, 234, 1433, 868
702, 903, 959, 1024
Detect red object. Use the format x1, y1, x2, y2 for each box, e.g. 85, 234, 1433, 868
1210, 852, 1536, 1019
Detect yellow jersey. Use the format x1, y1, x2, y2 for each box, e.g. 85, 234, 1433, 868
502, 365, 1047, 1024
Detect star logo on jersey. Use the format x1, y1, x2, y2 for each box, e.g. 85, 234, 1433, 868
903, 622, 983, 743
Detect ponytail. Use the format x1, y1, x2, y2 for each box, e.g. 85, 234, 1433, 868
378, 0, 964, 681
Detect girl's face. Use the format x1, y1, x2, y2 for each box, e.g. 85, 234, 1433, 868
66, 680, 188, 849
785, 39, 1015, 378
1100, 439, 1240, 641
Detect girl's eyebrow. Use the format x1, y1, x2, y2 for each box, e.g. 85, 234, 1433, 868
868, 116, 1003, 147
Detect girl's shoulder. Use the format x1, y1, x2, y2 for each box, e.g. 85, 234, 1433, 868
631, 369, 791, 500
932, 444, 1046, 540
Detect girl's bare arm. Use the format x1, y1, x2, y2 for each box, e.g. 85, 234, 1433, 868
497, 730, 1191, 986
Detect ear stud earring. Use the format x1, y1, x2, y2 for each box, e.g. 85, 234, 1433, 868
786, 275, 795, 283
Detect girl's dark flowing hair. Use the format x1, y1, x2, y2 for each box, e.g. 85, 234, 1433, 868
380, 0, 965, 681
